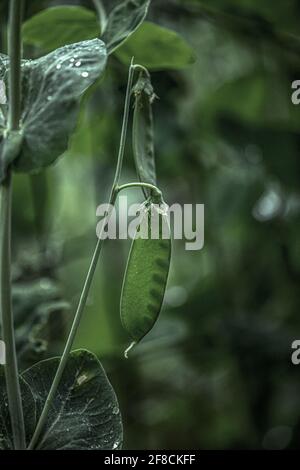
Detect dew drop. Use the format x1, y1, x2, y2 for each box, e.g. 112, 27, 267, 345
81, 72, 89, 78
56, 64, 62, 70
75, 61, 81, 67
70, 58, 75, 63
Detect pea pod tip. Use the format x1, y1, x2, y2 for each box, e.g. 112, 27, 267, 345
124, 341, 137, 359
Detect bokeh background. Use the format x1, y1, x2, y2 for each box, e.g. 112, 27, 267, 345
1, 0, 300, 450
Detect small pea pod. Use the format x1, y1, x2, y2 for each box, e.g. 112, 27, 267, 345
121, 202, 171, 356
132, 73, 157, 198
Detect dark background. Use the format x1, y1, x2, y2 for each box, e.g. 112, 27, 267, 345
1, 0, 300, 450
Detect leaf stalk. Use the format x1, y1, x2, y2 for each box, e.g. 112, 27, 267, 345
28, 59, 136, 450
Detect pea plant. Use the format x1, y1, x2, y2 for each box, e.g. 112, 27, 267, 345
0, 0, 171, 450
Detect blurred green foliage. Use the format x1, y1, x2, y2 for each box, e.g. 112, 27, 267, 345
1, 0, 300, 450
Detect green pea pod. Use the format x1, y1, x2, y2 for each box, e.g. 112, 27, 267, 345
121, 202, 171, 356
132, 74, 157, 198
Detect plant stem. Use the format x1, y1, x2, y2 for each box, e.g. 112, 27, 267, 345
0, 0, 26, 451
113, 58, 135, 188
0, 176, 26, 451
28, 59, 136, 450
8, 0, 22, 132
132, 64, 151, 78
117, 182, 162, 198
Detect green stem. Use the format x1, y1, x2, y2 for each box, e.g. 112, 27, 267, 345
0, 175, 26, 450
0, 0, 26, 451
117, 182, 162, 198
28, 59, 136, 450
132, 64, 151, 78
113, 58, 135, 188
8, 0, 22, 131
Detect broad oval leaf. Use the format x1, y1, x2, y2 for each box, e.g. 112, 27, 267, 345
0, 39, 107, 178
121, 203, 171, 353
115, 22, 196, 70
0, 369, 36, 449
102, 0, 150, 54
22, 349, 123, 450
23, 6, 101, 53
132, 74, 157, 197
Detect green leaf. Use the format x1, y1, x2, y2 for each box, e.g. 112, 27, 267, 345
13, 278, 61, 329
121, 203, 171, 354
115, 22, 196, 70
22, 6, 101, 53
0, 277, 68, 369
0, 39, 107, 178
0, 369, 36, 449
0, 131, 23, 182
102, 0, 150, 54
22, 350, 123, 450
132, 73, 157, 197
16, 299, 70, 371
